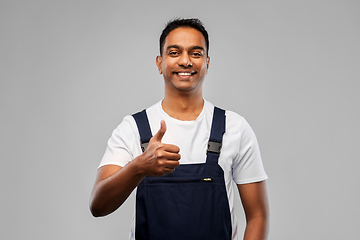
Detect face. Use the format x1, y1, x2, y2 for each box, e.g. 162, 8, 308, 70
156, 27, 210, 94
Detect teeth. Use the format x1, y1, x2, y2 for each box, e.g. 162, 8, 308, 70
177, 72, 192, 76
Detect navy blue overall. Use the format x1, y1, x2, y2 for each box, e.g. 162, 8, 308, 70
132, 107, 231, 240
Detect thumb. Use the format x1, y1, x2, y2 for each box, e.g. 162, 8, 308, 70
152, 120, 166, 142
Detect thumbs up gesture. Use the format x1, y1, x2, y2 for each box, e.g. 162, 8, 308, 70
140, 120, 181, 177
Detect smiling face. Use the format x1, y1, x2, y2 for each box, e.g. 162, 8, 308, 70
156, 27, 210, 95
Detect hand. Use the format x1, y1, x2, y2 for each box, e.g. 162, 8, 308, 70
140, 120, 181, 177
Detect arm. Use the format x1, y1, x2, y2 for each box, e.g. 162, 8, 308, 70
90, 120, 180, 217
89, 161, 142, 217
237, 181, 269, 240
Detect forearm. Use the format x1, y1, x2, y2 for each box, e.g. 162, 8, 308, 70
243, 216, 269, 240
90, 158, 145, 217
90, 126, 181, 217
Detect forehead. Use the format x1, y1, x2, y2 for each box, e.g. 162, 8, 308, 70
163, 27, 206, 51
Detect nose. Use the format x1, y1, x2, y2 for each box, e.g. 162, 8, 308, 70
178, 52, 192, 67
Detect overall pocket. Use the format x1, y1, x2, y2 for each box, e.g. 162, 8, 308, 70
136, 176, 231, 240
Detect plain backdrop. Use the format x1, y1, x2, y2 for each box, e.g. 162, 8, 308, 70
1, 0, 359, 239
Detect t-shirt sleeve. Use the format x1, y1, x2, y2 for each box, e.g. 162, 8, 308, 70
98, 115, 142, 168
231, 116, 268, 184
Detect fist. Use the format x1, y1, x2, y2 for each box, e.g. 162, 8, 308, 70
142, 121, 181, 177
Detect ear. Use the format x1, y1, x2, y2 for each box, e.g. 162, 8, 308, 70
206, 56, 210, 74
156, 56, 162, 74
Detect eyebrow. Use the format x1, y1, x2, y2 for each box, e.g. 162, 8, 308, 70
166, 45, 205, 53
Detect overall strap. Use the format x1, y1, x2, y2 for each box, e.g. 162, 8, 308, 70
207, 107, 226, 163
133, 107, 225, 155
132, 109, 152, 152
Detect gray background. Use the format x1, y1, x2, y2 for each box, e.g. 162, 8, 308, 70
1, 0, 359, 239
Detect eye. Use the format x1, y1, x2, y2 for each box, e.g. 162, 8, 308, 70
168, 51, 179, 56
191, 52, 203, 58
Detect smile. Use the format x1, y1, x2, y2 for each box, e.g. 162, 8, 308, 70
175, 71, 196, 76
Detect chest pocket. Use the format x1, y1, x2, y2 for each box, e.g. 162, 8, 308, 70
133, 107, 231, 240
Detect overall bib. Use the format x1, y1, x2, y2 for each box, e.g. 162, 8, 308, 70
133, 107, 231, 240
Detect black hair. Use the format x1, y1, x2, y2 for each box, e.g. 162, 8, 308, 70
159, 18, 209, 56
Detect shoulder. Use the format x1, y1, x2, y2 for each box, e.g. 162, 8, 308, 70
225, 110, 246, 127
214, 105, 248, 133
99, 115, 140, 168
205, 100, 245, 125
203, 101, 250, 133
106, 115, 140, 153
225, 110, 258, 143
209, 105, 258, 147
115, 115, 138, 135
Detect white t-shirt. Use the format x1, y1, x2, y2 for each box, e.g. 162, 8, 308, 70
99, 100, 268, 240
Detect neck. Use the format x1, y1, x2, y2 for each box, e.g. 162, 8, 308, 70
162, 92, 204, 121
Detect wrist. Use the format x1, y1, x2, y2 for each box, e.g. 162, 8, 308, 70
130, 154, 149, 178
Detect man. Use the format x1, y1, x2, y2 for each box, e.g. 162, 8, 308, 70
90, 18, 269, 240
